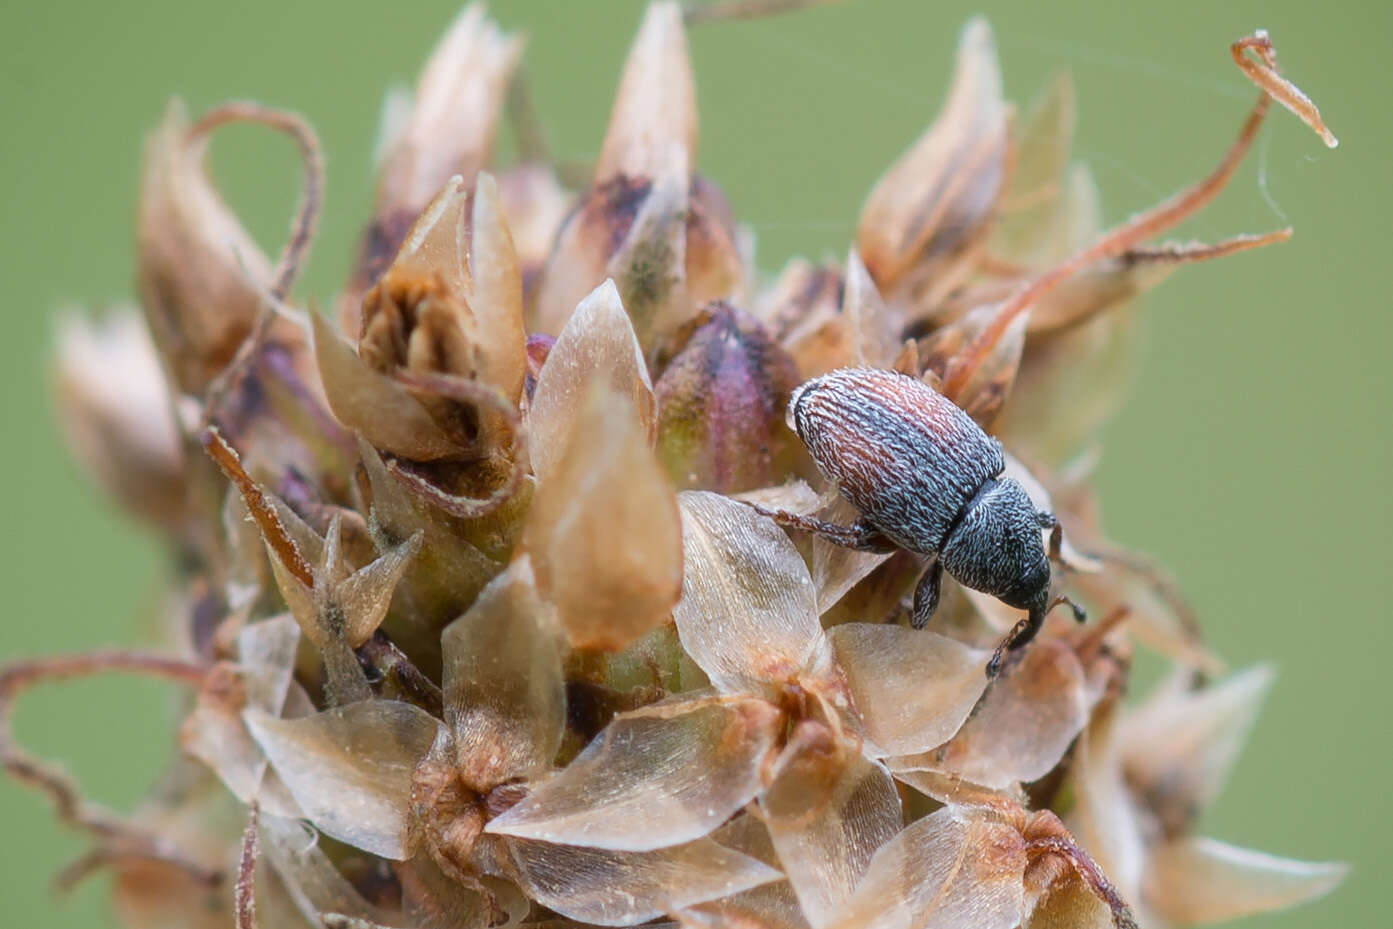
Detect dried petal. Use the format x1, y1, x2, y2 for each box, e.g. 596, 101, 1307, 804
832, 806, 1026, 929
762, 745, 902, 929
245, 700, 443, 859
993, 303, 1139, 474
828, 623, 989, 757
313, 311, 461, 460
488, 696, 782, 850
526, 381, 682, 651
498, 164, 572, 294
374, 168, 472, 303
674, 491, 822, 694
469, 172, 528, 406
898, 638, 1090, 789
1026, 258, 1170, 336
596, 1, 697, 183
760, 258, 850, 378
182, 616, 303, 818
442, 556, 565, 788
334, 533, 423, 646
1144, 837, 1346, 926
842, 250, 900, 368
508, 837, 779, 926
54, 309, 186, 527
375, 5, 522, 216
992, 72, 1078, 266
857, 17, 1006, 292
921, 300, 1027, 426
1119, 665, 1274, 835
606, 156, 690, 348
529, 279, 656, 484
656, 302, 800, 492
530, 1, 718, 340
137, 100, 275, 392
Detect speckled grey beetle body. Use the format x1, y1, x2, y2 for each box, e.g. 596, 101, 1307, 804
767, 367, 1079, 675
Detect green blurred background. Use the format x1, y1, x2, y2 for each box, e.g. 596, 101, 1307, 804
1, 0, 1387, 926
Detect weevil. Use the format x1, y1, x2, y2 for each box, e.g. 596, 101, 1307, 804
756, 366, 1083, 676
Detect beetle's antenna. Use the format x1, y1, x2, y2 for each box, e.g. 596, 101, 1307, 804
1048, 594, 1087, 623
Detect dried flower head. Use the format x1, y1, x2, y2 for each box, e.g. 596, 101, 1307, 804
11, 5, 1345, 929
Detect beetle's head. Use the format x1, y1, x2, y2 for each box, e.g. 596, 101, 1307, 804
940, 477, 1051, 614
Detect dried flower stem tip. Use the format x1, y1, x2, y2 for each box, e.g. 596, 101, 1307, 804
942, 28, 1333, 400
1232, 30, 1338, 148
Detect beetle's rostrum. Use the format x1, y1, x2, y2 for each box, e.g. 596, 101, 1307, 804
758, 366, 1083, 675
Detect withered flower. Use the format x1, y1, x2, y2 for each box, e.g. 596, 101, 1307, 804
13, 5, 1346, 929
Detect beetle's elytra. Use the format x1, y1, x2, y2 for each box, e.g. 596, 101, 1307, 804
762, 367, 1081, 675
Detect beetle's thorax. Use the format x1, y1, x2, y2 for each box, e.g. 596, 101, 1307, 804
939, 476, 1051, 611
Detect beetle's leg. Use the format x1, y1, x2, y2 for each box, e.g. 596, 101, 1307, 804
910, 561, 944, 629
985, 595, 1087, 675
987, 610, 1042, 677
1033, 509, 1067, 561
745, 503, 896, 553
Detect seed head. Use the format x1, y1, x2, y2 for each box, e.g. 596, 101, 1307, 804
10, 6, 1346, 929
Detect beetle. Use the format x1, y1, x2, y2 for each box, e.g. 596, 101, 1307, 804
753, 366, 1083, 675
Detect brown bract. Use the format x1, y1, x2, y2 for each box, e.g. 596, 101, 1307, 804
320, 173, 525, 470
857, 18, 1007, 306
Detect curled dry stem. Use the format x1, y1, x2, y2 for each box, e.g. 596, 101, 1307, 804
202, 427, 314, 587
942, 30, 1331, 401
196, 101, 325, 429
0, 651, 217, 887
